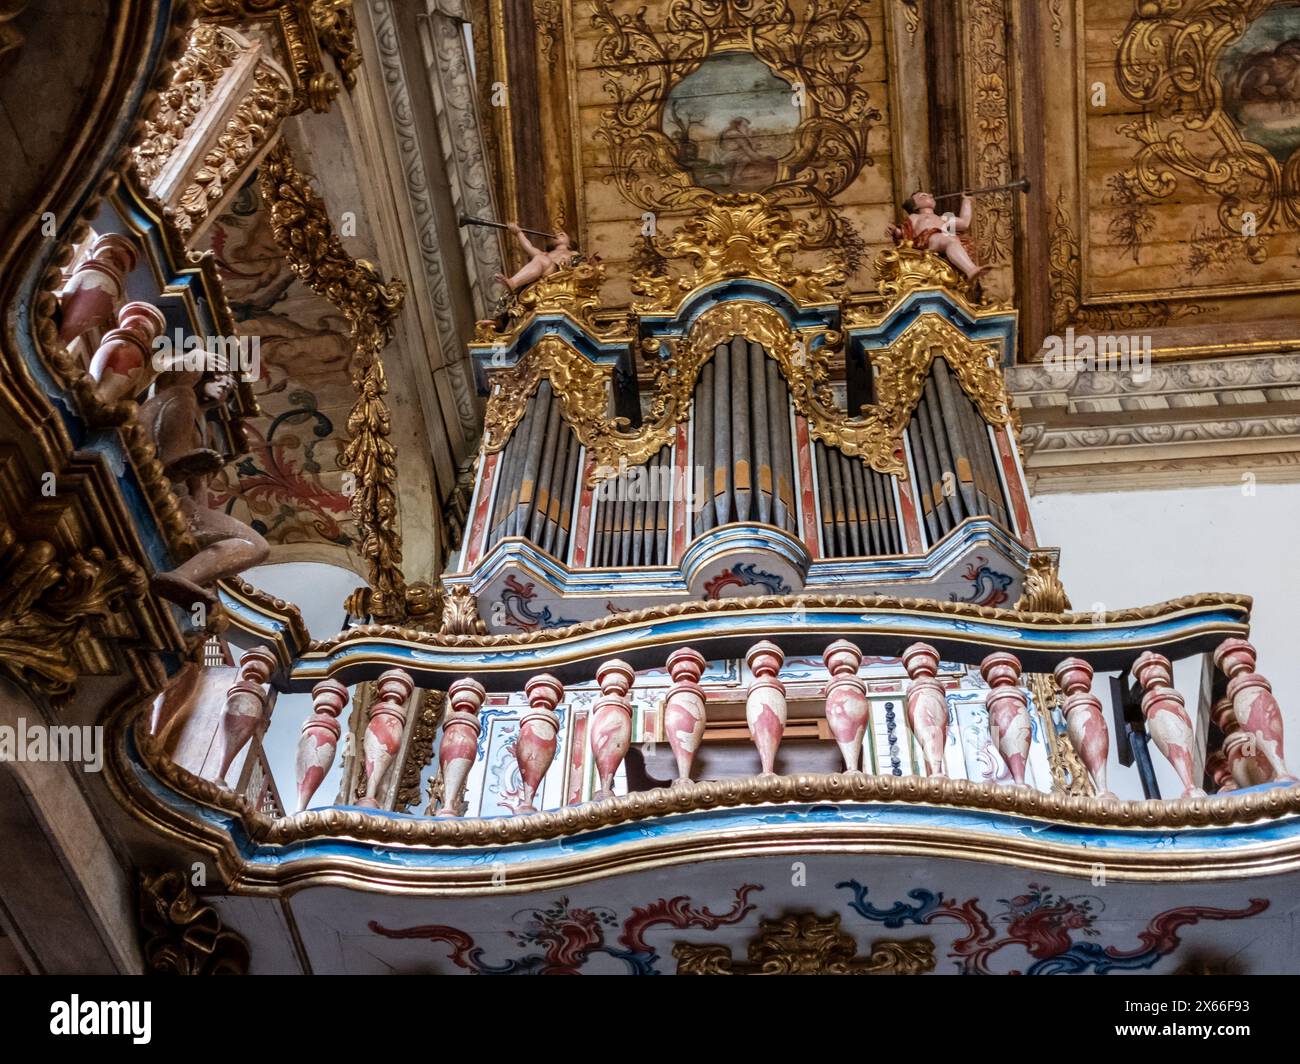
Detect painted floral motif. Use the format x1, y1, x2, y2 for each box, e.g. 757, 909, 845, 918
499, 574, 580, 632
948, 555, 1013, 607
837, 880, 1269, 975
366, 880, 1268, 974
703, 562, 791, 599
369, 885, 760, 974
209, 394, 354, 548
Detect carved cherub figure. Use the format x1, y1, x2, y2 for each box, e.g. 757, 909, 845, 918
887, 191, 989, 281
494, 222, 576, 294
140, 360, 269, 612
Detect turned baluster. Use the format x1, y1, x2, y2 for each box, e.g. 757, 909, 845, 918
1053, 658, 1112, 797
590, 659, 634, 800
1204, 746, 1236, 794
1213, 639, 1296, 784
663, 648, 707, 786
357, 668, 415, 809
980, 651, 1032, 785
436, 678, 485, 816
746, 641, 787, 776
212, 646, 278, 782
1132, 652, 1206, 798
88, 300, 167, 403
902, 643, 948, 778
1211, 693, 1271, 790
515, 674, 564, 814
295, 679, 348, 812
823, 640, 869, 773
59, 233, 139, 344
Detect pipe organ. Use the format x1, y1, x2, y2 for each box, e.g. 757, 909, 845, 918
693, 337, 797, 536
903, 358, 1013, 545
454, 198, 1037, 633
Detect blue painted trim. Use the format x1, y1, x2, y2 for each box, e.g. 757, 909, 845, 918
126, 735, 1300, 874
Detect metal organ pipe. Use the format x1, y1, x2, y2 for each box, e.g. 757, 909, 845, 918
751, 342, 772, 525
730, 336, 752, 522
712, 341, 732, 528
766, 357, 795, 533
693, 360, 715, 537
899, 358, 1014, 543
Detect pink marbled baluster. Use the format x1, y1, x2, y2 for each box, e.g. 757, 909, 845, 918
60, 233, 138, 344
1204, 745, 1236, 795
980, 651, 1032, 785
211, 646, 277, 782
746, 641, 787, 776
516, 673, 563, 813
88, 300, 166, 403
1132, 652, 1206, 799
590, 659, 634, 800
436, 678, 486, 816
1211, 693, 1272, 790
357, 668, 415, 808
664, 648, 707, 786
1053, 658, 1112, 797
1213, 639, 1296, 784
823, 640, 869, 773
902, 643, 948, 778
295, 679, 348, 811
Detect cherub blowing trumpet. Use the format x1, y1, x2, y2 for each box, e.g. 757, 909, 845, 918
494, 222, 576, 294
887, 190, 989, 282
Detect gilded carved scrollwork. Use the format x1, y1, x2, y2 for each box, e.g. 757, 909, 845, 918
589, 0, 880, 258
258, 139, 408, 621
631, 194, 846, 313
139, 870, 250, 975
1115, 0, 1300, 246
675, 913, 934, 975
481, 194, 1012, 478
133, 24, 242, 186
0, 525, 147, 701
195, 0, 350, 114
484, 306, 1014, 480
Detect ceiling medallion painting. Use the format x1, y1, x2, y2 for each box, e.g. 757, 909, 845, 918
590, 0, 881, 256
1116, 0, 1300, 270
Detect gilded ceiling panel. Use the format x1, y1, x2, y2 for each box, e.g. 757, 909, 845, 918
1045, 0, 1300, 341
566, 0, 905, 303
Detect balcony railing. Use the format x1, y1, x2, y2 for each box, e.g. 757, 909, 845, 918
171, 594, 1293, 829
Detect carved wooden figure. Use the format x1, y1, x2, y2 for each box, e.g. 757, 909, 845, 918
495, 223, 576, 293
902, 642, 949, 777
746, 641, 787, 775
1213, 639, 1296, 784
296, 679, 348, 811
212, 646, 277, 783
663, 647, 707, 785
1132, 652, 1206, 799
59, 233, 138, 344
979, 651, 1032, 785
87, 300, 166, 403
138, 366, 269, 610
436, 678, 486, 816
590, 659, 634, 800
822, 640, 869, 773
1053, 658, 1112, 797
358, 668, 415, 808
516, 673, 563, 813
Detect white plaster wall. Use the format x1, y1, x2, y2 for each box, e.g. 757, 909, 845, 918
1031, 481, 1300, 799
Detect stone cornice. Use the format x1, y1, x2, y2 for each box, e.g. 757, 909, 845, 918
1009, 351, 1300, 492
